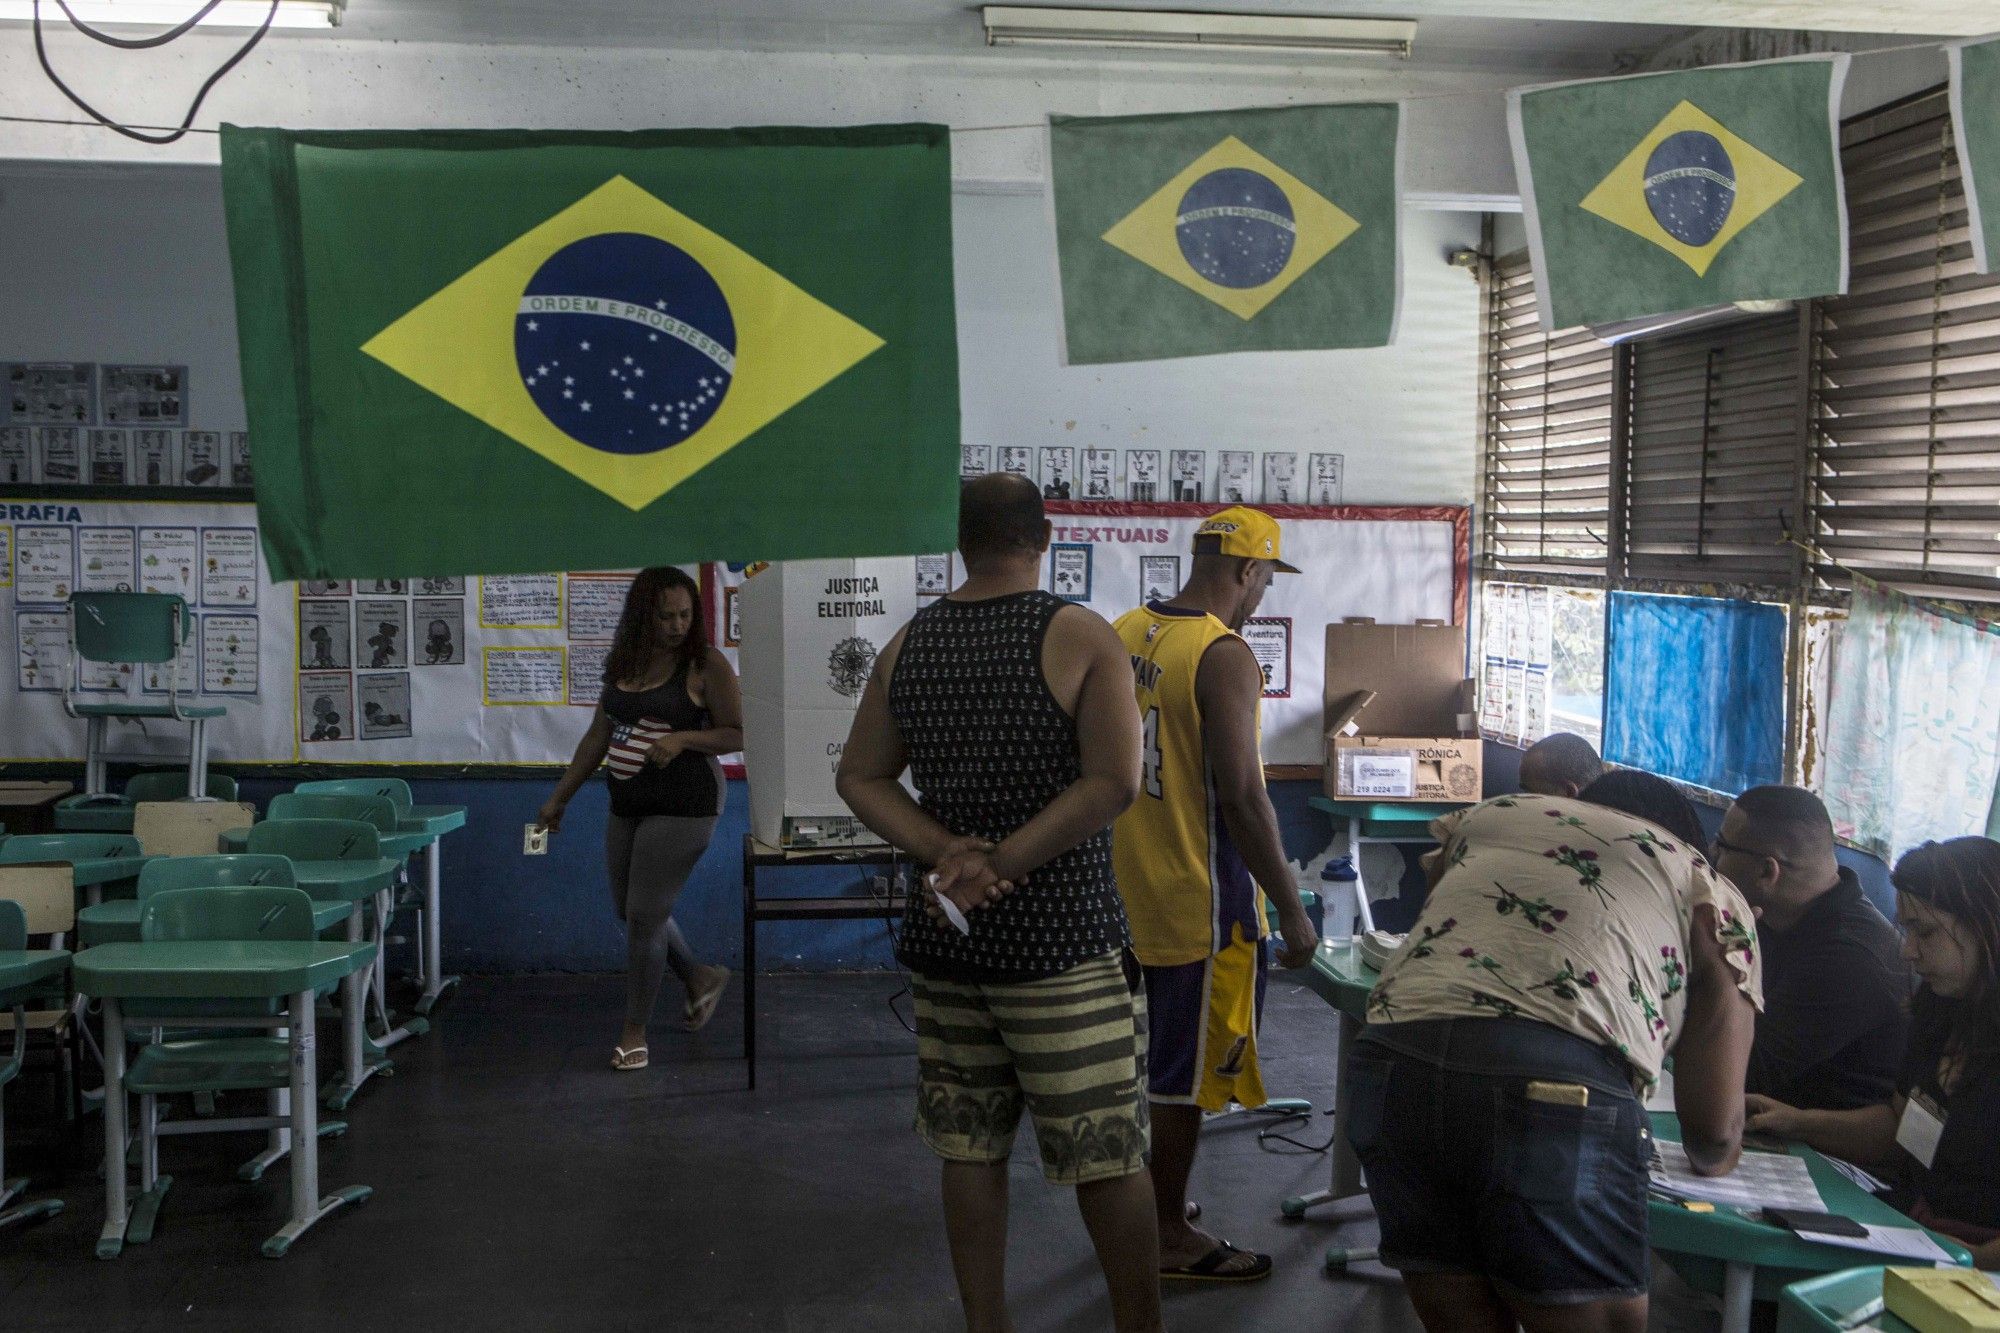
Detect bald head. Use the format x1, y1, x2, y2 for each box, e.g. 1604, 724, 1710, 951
1520, 733, 1604, 799
959, 472, 1048, 572
1717, 785, 1840, 921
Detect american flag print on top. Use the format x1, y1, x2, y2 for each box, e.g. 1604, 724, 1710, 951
606, 717, 673, 779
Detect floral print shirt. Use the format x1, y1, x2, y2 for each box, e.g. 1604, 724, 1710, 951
1367, 794, 1763, 1095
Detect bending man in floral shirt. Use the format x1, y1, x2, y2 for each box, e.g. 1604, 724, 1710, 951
1347, 772, 1763, 1333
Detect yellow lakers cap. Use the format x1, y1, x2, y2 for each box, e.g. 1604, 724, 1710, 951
1194, 506, 1299, 573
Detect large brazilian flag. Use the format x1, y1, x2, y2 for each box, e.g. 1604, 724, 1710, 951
1508, 56, 1850, 332
220, 126, 958, 580
1950, 35, 2000, 274
1049, 103, 1402, 364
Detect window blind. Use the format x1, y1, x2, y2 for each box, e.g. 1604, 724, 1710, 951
1620, 312, 1807, 590
1812, 92, 2000, 602
1481, 250, 1616, 580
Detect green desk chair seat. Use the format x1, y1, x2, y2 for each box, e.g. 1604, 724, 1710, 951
119, 887, 351, 1241
63, 594, 226, 801
0, 900, 66, 1232
0, 833, 143, 865
78, 855, 350, 947
56, 771, 240, 833
246, 819, 426, 1104
262, 798, 429, 1055
293, 778, 464, 1015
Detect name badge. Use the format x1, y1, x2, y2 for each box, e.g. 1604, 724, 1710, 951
1896, 1091, 1946, 1170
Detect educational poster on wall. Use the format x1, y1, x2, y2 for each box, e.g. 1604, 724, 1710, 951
181, 431, 223, 486
358, 671, 413, 739
0, 527, 10, 586
202, 615, 259, 694
228, 432, 253, 488
412, 576, 464, 596
480, 574, 562, 629
140, 628, 196, 695
298, 599, 352, 669
78, 526, 136, 592
301, 579, 349, 596
960, 443, 991, 478
1040, 447, 1076, 499
138, 526, 197, 597
4, 362, 93, 426
100, 365, 186, 427
360, 578, 406, 595
1082, 449, 1118, 500
1216, 451, 1254, 504
16, 610, 66, 690
200, 528, 258, 606
1243, 616, 1293, 698
1127, 450, 1161, 501
1141, 554, 1181, 603
915, 552, 952, 599
567, 642, 609, 705
357, 599, 410, 669
87, 430, 128, 485
1051, 543, 1092, 601
996, 446, 1033, 481
14, 525, 75, 603
134, 430, 175, 486
1309, 453, 1345, 505
484, 646, 566, 705
1262, 452, 1300, 504
79, 655, 128, 693
300, 671, 352, 742
38, 427, 80, 483
1170, 450, 1204, 501
413, 598, 464, 665
1479, 581, 1556, 746
0, 429, 28, 484
565, 574, 631, 642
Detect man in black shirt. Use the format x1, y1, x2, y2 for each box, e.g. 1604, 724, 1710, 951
1713, 785, 1910, 1110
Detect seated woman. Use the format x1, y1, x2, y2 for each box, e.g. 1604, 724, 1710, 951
1349, 773, 1762, 1333
1747, 836, 2000, 1268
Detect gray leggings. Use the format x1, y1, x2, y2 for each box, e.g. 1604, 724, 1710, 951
606, 814, 719, 1030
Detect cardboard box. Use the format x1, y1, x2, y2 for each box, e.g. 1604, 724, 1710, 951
1330, 736, 1483, 804
1885, 1267, 2000, 1333
740, 558, 916, 848
1323, 618, 1480, 804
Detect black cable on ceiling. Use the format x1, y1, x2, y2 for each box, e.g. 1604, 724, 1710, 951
31, 0, 281, 146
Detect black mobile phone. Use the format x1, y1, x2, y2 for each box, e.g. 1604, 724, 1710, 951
1764, 1207, 1869, 1239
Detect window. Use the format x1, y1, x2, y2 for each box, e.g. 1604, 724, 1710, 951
1481, 251, 1617, 580
1812, 91, 2000, 603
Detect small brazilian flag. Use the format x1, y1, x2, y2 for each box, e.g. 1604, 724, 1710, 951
1049, 103, 1401, 364
1508, 56, 1851, 332
219, 125, 957, 580
1950, 35, 2000, 274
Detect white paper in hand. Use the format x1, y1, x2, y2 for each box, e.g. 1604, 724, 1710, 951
929, 874, 971, 935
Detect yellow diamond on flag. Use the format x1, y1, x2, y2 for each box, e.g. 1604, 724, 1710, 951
1100, 136, 1359, 321
362, 175, 884, 511
1578, 100, 1804, 278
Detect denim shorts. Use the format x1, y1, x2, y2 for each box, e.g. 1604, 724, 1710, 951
1347, 1017, 1651, 1306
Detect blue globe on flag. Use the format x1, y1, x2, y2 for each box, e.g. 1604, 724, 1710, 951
1642, 131, 1738, 247
1174, 168, 1297, 289
515, 232, 736, 455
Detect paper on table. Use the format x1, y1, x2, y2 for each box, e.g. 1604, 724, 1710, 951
1648, 1140, 1826, 1212
1789, 1223, 1958, 1266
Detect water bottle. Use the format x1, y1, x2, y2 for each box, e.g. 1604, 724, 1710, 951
1321, 856, 1362, 938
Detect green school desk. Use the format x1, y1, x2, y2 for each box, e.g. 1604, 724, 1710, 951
1779, 1267, 2000, 1332
13, 855, 155, 908
1, 946, 71, 1230
74, 938, 378, 1258
221, 824, 433, 860
1307, 797, 1455, 930
395, 805, 467, 1016
1285, 939, 1378, 1248
1649, 1115, 1972, 1332
285, 859, 406, 1110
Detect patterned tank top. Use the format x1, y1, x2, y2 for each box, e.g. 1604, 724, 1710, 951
888, 590, 1130, 983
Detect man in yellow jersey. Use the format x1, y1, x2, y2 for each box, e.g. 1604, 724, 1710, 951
1112, 506, 1321, 1283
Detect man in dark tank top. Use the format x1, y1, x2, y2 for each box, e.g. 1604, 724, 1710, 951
838, 474, 1163, 1333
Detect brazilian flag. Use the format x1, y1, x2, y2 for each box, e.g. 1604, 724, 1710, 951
1508, 57, 1850, 331
1950, 35, 2000, 274
1049, 103, 1401, 364
220, 126, 957, 580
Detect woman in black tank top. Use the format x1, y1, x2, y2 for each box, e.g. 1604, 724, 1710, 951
540, 568, 743, 1071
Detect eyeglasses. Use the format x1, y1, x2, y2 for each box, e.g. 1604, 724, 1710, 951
1711, 835, 1796, 869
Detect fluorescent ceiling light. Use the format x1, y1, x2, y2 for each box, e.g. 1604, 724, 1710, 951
0, 1, 342, 28
982, 6, 1413, 56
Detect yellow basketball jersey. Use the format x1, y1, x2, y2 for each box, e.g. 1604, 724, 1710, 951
1112, 602, 1269, 967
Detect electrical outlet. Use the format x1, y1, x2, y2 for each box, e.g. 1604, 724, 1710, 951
523, 824, 549, 855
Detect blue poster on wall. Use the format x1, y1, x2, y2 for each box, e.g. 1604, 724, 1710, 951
1604, 592, 1784, 795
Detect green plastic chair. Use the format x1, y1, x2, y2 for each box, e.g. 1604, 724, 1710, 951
121, 887, 349, 1232
294, 777, 413, 815
0, 833, 142, 865
265, 794, 428, 859
0, 899, 65, 1231
77, 855, 316, 948
63, 593, 226, 800
245, 818, 381, 864
56, 770, 242, 833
